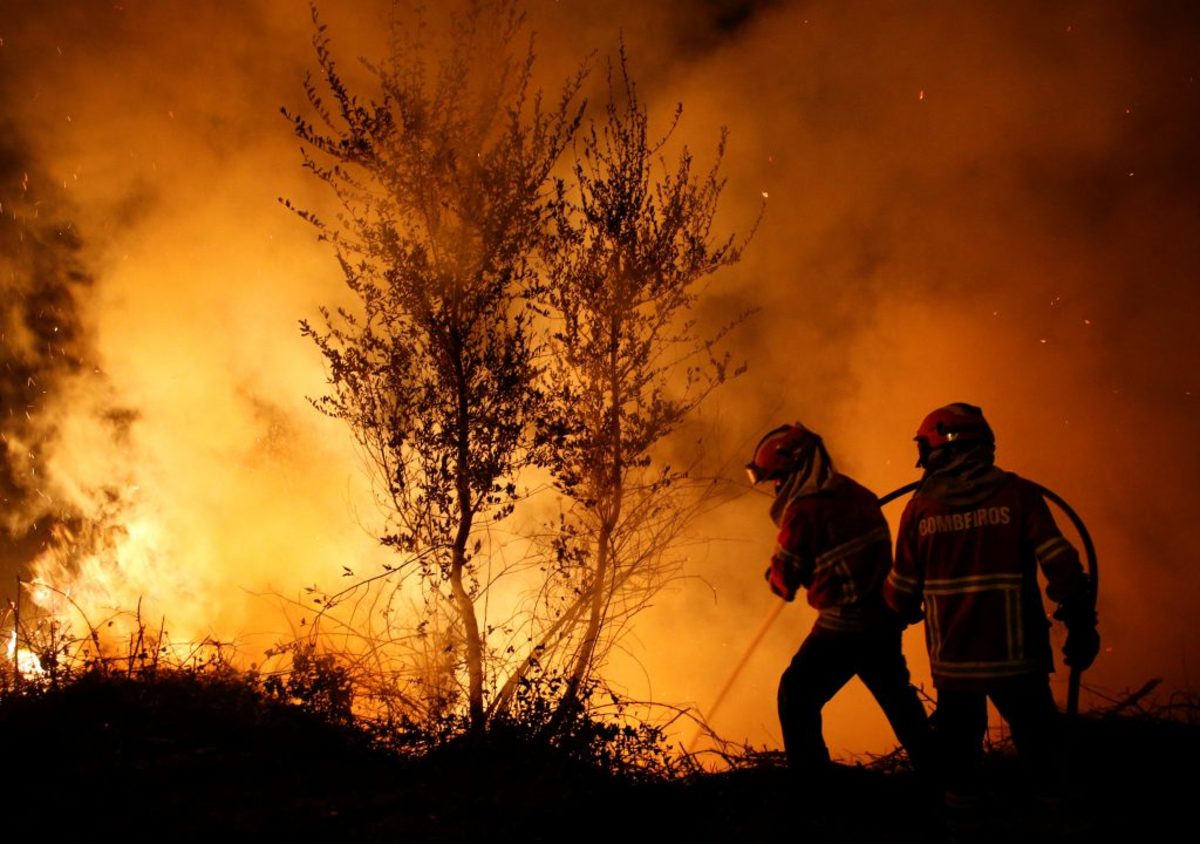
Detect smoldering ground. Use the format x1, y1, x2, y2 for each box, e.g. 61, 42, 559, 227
0, 0, 1197, 756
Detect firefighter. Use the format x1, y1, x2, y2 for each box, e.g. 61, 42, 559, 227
748, 423, 932, 783
884, 403, 1099, 834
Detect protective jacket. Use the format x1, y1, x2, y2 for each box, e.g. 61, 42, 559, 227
768, 473, 895, 634
885, 467, 1088, 691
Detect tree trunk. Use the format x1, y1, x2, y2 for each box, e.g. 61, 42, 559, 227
450, 337, 485, 734
450, 535, 485, 733
553, 305, 625, 727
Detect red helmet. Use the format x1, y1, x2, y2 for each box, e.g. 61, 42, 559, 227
914, 403, 993, 467
746, 423, 819, 485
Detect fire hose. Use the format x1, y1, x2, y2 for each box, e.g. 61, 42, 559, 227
694, 478, 1098, 746
1027, 481, 1099, 717
876, 479, 1100, 716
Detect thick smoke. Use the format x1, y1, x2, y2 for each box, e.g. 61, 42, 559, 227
0, 123, 133, 578
0, 0, 1197, 758
0, 1, 389, 644
612, 0, 1200, 753
0, 130, 80, 539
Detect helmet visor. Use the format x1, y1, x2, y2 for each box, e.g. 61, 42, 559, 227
745, 462, 767, 485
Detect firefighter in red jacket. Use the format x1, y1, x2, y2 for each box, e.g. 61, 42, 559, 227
748, 423, 932, 780
884, 403, 1099, 824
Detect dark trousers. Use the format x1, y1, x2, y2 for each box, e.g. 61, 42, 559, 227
777, 626, 932, 775
934, 675, 1064, 800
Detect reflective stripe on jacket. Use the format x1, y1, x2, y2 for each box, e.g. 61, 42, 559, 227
885, 472, 1087, 691
769, 474, 895, 634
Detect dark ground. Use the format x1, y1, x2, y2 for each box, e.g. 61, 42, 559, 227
0, 672, 1190, 842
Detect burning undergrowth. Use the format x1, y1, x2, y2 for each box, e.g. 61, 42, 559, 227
0, 601, 690, 779
0, 8, 1196, 822
0, 120, 156, 632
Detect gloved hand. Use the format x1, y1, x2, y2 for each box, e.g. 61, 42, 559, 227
1063, 623, 1100, 670
765, 563, 796, 602
1055, 601, 1100, 670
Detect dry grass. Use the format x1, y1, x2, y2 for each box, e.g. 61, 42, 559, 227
3, 628, 1194, 843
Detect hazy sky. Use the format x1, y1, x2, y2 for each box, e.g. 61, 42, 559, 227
1, 0, 1198, 756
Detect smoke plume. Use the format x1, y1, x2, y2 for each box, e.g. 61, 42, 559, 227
0, 0, 1197, 757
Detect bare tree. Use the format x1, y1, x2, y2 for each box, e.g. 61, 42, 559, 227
490, 49, 755, 722
285, 0, 582, 732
